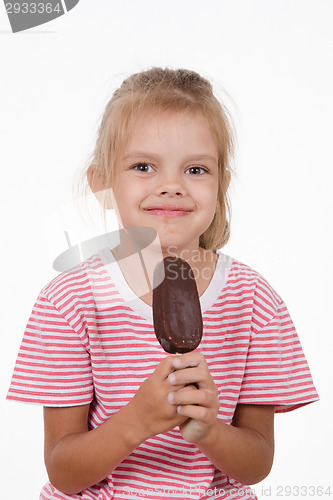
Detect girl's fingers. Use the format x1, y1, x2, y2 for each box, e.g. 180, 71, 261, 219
177, 404, 210, 422
154, 355, 180, 379
168, 387, 214, 407
171, 352, 205, 370
168, 366, 214, 389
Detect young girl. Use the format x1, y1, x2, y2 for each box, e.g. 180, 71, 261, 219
7, 68, 319, 500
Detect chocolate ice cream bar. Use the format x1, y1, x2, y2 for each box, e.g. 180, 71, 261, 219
152, 256, 203, 354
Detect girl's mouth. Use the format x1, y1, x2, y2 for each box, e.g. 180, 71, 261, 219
144, 206, 193, 218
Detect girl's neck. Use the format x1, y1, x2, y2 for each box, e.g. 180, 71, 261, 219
112, 240, 218, 306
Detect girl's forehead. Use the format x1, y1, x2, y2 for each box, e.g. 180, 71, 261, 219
124, 108, 214, 142
122, 109, 217, 154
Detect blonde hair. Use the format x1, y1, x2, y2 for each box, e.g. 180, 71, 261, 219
81, 67, 235, 250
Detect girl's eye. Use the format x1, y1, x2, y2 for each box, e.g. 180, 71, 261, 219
186, 166, 207, 175
132, 162, 154, 173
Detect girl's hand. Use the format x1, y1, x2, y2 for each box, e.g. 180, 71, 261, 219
127, 355, 190, 442
167, 352, 220, 444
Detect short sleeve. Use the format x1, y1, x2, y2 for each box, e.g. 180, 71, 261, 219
7, 292, 94, 407
238, 300, 319, 413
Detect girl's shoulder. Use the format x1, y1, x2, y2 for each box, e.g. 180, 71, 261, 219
40, 252, 112, 309
217, 251, 283, 312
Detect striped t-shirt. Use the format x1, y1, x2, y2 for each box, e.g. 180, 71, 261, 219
7, 250, 319, 500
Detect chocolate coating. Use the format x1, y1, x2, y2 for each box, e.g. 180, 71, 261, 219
152, 256, 203, 354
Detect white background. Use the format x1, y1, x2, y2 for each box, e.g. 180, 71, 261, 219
0, 1, 332, 499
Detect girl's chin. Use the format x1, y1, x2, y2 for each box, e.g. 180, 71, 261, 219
158, 237, 200, 255
118, 223, 201, 255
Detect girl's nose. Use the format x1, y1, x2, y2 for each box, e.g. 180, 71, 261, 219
160, 186, 183, 196
157, 172, 186, 197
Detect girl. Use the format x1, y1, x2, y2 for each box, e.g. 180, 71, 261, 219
7, 68, 319, 500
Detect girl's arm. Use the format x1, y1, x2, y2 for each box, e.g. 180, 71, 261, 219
168, 353, 275, 485
192, 404, 274, 485
44, 356, 189, 495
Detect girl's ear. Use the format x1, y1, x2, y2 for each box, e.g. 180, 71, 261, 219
87, 164, 113, 209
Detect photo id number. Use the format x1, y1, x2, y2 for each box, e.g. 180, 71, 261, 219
276, 485, 332, 496
5, 2, 62, 14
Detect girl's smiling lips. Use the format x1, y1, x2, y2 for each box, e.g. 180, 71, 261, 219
143, 204, 193, 218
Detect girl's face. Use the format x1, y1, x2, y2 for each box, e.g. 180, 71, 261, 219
112, 110, 219, 255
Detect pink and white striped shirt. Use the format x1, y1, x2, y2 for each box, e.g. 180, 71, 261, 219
7, 250, 319, 500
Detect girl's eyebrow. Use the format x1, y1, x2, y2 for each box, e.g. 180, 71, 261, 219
122, 152, 159, 161
122, 152, 218, 163
186, 154, 218, 163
